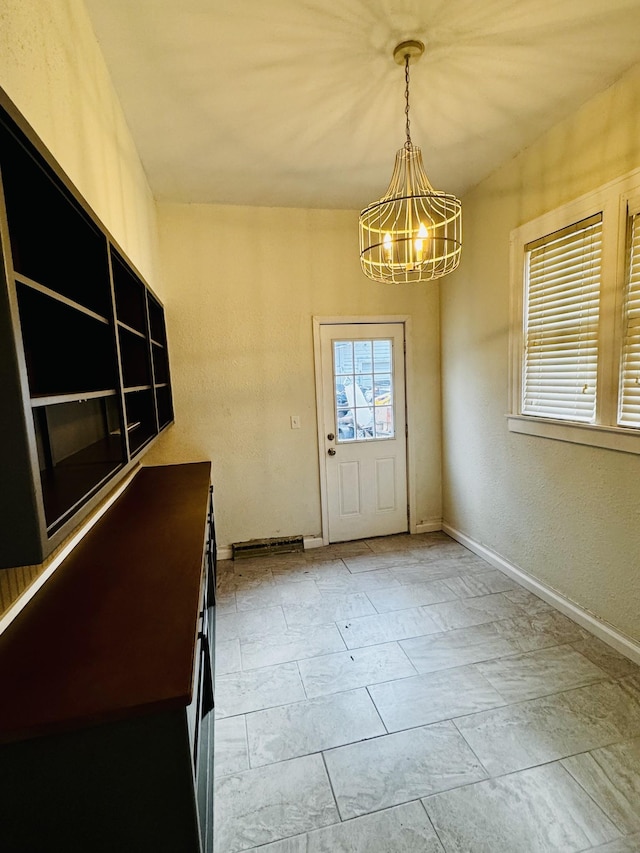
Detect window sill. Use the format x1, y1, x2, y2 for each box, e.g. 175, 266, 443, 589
507, 415, 640, 455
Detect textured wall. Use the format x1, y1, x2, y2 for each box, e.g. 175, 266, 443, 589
0, 0, 161, 290
0, 0, 161, 617
441, 63, 640, 641
144, 204, 443, 548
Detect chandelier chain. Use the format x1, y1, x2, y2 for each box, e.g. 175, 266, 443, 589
404, 54, 412, 150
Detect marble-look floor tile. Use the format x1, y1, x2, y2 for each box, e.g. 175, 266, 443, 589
300, 801, 444, 852
235, 579, 322, 612
442, 569, 518, 598
241, 624, 346, 670
214, 753, 339, 853
271, 560, 350, 584
215, 661, 306, 718
409, 552, 489, 571
243, 837, 307, 853
493, 610, 588, 652
233, 564, 276, 583
215, 591, 238, 614
400, 622, 519, 674
314, 541, 373, 558
476, 644, 608, 703
454, 679, 640, 777
214, 715, 249, 777
313, 568, 400, 595
368, 664, 506, 731
586, 833, 640, 852
363, 533, 420, 552
216, 638, 242, 675
283, 593, 375, 629
622, 672, 640, 700
408, 541, 471, 558
366, 579, 458, 613
571, 635, 640, 680
246, 688, 385, 767
404, 532, 461, 550
298, 642, 416, 698
502, 588, 555, 614
222, 575, 277, 594
388, 561, 480, 585
217, 605, 287, 642
218, 574, 243, 595
342, 552, 421, 573
337, 607, 440, 649
324, 721, 487, 819
423, 762, 621, 853
562, 737, 640, 834
423, 592, 526, 631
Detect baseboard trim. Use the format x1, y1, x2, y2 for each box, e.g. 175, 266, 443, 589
303, 536, 325, 550
415, 519, 443, 534
216, 545, 233, 561
442, 522, 640, 667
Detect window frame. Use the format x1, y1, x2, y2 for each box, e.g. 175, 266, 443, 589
508, 166, 640, 455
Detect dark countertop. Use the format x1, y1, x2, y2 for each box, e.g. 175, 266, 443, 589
0, 461, 211, 745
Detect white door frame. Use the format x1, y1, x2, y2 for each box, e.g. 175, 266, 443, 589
313, 315, 417, 546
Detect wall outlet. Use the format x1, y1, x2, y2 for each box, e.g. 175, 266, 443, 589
290, 415, 301, 429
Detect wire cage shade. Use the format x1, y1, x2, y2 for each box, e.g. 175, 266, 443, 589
359, 144, 462, 283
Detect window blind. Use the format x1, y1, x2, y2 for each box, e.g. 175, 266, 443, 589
619, 212, 640, 428
522, 214, 602, 422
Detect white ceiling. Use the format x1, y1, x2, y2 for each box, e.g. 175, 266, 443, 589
84, 0, 640, 210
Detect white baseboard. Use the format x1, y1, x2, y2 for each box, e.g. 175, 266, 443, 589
304, 536, 325, 550
216, 545, 233, 561
415, 519, 443, 534
442, 522, 640, 667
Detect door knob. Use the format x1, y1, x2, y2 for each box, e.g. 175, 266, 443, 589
327, 447, 336, 456
327, 433, 335, 441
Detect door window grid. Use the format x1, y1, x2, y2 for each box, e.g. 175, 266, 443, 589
333, 339, 394, 442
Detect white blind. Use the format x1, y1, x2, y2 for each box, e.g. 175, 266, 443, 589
619, 212, 640, 427
522, 214, 602, 422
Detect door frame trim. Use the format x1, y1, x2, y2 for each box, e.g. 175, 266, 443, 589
312, 315, 416, 546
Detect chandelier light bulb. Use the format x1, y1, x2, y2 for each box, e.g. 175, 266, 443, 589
359, 40, 462, 283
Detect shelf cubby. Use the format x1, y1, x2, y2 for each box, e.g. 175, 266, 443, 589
152, 342, 170, 386
112, 250, 148, 335
156, 385, 174, 430
119, 325, 152, 390
0, 119, 112, 318
124, 389, 158, 456
0, 95, 174, 569
148, 294, 166, 345
16, 283, 118, 398
34, 396, 125, 531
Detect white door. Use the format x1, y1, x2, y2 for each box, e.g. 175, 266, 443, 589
319, 323, 408, 542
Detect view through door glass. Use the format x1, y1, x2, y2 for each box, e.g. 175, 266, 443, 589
333, 339, 394, 442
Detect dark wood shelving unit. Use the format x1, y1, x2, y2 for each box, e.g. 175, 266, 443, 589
0, 91, 174, 569
39, 435, 126, 532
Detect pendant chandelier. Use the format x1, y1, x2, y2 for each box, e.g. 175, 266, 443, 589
359, 40, 462, 284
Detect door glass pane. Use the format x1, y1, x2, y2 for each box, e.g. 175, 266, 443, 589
333, 339, 394, 442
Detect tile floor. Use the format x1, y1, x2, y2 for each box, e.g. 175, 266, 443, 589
213, 532, 640, 853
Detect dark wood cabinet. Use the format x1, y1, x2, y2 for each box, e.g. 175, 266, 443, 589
0, 462, 216, 852
0, 91, 173, 569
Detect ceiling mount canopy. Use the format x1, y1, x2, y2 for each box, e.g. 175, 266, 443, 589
359, 39, 462, 284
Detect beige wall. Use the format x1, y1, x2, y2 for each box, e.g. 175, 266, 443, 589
0, 0, 161, 290
0, 0, 162, 616
144, 203, 443, 548
441, 63, 640, 642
